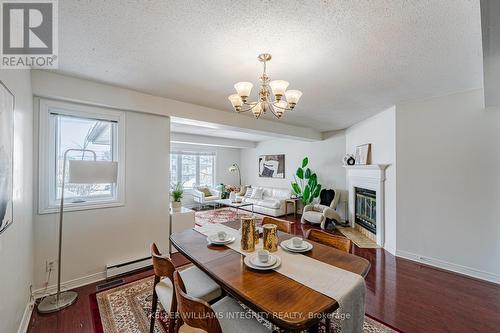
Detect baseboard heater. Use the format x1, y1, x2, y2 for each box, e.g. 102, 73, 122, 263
106, 257, 152, 279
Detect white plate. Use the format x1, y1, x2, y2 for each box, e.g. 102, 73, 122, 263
244, 255, 281, 270
249, 254, 277, 267
207, 233, 235, 245
280, 240, 313, 253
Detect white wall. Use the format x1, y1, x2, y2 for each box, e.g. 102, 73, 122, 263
239, 131, 347, 218
0, 71, 34, 332
171, 142, 241, 205
395, 89, 500, 283
345, 107, 397, 254
33, 111, 170, 290
31, 70, 322, 141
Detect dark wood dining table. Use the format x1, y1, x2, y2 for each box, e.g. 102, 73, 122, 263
170, 220, 371, 332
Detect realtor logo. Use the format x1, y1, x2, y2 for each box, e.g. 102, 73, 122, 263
1, 0, 58, 68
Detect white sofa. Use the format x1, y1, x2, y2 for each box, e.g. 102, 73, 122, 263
236, 186, 292, 217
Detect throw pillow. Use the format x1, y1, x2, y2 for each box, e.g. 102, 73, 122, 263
200, 187, 212, 197
244, 188, 254, 198
250, 188, 264, 200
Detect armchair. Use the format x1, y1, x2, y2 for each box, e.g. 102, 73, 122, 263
301, 189, 341, 229
192, 186, 221, 206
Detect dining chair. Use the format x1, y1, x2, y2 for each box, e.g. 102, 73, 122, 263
150, 243, 222, 333
173, 271, 270, 333
305, 229, 352, 253
261, 216, 294, 233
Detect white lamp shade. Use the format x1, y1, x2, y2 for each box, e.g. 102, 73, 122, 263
274, 100, 288, 109
252, 102, 263, 117
269, 80, 289, 96
68, 160, 118, 184
228, 94, 243, 108
285, 90, 303, 104
234, 82, 253, 97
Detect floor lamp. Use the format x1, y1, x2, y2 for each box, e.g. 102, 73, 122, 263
38, 149, 118, 313
229, 163, 241, 187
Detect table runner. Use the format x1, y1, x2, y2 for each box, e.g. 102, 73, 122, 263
195, 224, 366, 333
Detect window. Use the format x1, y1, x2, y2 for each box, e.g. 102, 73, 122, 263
38, 99, 125, 213
170, 151, 215, 189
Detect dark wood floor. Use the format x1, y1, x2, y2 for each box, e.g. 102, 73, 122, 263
27, 214, 500, 333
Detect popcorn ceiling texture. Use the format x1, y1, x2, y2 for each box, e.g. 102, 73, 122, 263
56, 0, 482, 131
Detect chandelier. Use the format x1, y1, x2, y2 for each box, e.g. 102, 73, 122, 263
228, 53, 303, 119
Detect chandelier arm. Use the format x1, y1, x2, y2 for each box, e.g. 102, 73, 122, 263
238, 102, 261, 113
271, 100, 293, 111
268, 104, 281, 119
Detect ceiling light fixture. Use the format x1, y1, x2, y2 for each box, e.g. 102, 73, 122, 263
228, 53, 303, 119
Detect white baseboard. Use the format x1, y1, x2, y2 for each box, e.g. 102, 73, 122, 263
32, 271, 106, 299
396, 250, 500, 285
17, 301, 34, 333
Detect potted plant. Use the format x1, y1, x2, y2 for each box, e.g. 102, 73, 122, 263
171, 182, 183, 211
291, 157, 322, 206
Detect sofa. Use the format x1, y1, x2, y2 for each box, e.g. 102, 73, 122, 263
236, 186, 292, 217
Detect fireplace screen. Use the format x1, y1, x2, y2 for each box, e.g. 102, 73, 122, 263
355, 187, 376, 234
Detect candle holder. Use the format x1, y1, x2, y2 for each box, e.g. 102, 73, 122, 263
262, 224, 278, 252
240, 216, 256, 252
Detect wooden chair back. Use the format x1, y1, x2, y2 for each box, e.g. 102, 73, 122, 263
262, 216, 294, 234
305, 229, 351, 253
151, 243, 175, 282
173, 271, 223, 333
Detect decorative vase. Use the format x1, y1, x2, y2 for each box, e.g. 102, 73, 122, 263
240, 216, 256, 252
172, 201, 181, 211
262, 224, 278, 252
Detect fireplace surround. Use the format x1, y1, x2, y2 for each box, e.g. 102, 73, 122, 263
345, 164, 388, 247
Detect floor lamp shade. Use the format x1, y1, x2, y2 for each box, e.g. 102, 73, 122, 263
68, 160, 118, 184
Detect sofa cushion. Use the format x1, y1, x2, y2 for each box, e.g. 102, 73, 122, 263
250, 188, 264, 200
244, 188, 254, 198
256, 199, 281, 209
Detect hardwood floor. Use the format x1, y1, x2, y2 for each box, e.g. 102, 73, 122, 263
27, 215, 500, 333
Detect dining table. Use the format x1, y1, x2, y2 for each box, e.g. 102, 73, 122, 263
170, 220, 371, 332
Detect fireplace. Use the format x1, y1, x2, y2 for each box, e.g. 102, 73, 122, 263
355, 187, 376, 234
345, 164, 388, 247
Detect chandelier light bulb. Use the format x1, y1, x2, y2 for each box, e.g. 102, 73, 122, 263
252, 102, 262, 118
285, 90, 303, 108
269, 80, 289, 100
234, 82, 253, 101
228, 94, 243, 111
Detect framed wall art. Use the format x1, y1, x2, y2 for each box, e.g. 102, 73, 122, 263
259, 154, 285, 178
0, 81, 14, 235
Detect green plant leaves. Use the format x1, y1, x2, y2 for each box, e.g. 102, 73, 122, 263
313, 184, 321, 198
296, 167, 304, 179
291, 157, 322, 205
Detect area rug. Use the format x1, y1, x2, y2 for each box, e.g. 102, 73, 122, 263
91, 276, 398, 333
337, 226, 381, 249
195, 207, 266, 227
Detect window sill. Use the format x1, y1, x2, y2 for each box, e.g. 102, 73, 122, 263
38, 200, 125, 215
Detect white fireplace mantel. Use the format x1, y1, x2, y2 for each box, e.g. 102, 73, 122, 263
345, 164, 389, 247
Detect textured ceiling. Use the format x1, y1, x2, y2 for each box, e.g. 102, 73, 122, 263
55, 0, 483, 131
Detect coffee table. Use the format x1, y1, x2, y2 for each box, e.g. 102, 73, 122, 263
210, 198, 254, 215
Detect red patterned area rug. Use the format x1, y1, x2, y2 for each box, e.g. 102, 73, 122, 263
195, 207, 266, 227
90, 276, 399, 333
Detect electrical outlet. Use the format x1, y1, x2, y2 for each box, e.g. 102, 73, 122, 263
45, 260, 56, 272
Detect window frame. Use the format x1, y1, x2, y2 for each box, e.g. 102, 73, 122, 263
38, 99, 126, 214
170, 150, 216, 190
